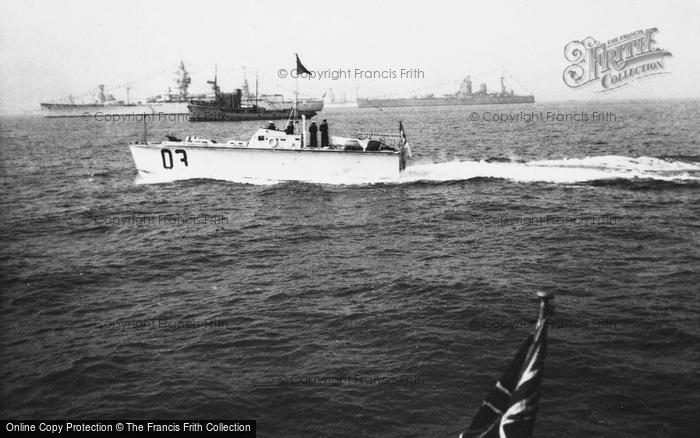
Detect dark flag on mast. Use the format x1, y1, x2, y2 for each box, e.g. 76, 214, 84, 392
460, 291, 553, 438
295, 54, 312, 76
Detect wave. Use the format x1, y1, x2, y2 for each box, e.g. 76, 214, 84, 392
135, 174, 280, 186
399, 155, 700, 185
135, 155, 700, 186
656, 154, 700, 163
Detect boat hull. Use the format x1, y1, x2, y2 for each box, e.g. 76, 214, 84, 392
40, 102, 189, 117
188, 105, 317, 122
243, 98, 324, 113
357, 95, 535, 108
129, 143, 400, 183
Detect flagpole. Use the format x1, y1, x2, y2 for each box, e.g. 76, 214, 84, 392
293, 53, 299, 124
459, 290, 554, 438
536, 291, 554, 327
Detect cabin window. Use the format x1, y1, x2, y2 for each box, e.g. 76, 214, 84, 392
258, 135, 265, 140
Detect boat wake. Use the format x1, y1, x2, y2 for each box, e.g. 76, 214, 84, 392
399, 155, 700, 185
134, 155, 700, 186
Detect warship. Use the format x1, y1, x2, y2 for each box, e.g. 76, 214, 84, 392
40, 62, 204, 118
187, 73, 321, 122
240, 76, 324, 114
357, 75, 534, 108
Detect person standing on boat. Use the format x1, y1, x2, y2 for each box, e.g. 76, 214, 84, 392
320, 119, 329, 147
266, 121, 276, 130
308, 121, 318, 148
285, 120, 294, 134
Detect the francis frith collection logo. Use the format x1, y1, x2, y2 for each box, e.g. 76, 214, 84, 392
563, 27, 672, 92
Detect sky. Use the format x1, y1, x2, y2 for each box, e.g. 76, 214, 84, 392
0, 0, 699, 114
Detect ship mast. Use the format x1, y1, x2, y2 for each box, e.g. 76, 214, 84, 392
255, 71, 259, 109
294, 79, 299, 122
175, 61, 191, 100
98, 84, 106, 104
206, 65, 220, 100
293, 67, 299, 123
241, 66, 251, 100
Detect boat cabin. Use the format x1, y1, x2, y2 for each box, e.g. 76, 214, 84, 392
248, 128, 303, 149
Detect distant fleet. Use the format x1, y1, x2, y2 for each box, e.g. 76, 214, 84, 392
40, 62, 324, 120
40, 62, 534, 120
40, 62, 202, 118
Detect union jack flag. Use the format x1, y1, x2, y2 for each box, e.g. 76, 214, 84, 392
460, 293, 551, 438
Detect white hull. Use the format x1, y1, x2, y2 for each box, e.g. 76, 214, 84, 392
41, 102, 189, 118
324, 102, 358, 108
129, 143, 401, 184
242, 97, 324, 112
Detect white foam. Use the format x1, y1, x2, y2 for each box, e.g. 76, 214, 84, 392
134, 156, 700, 186
135, 173, 280, 186
399, 156, 700, 185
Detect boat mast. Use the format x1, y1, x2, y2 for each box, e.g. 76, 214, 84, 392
286, 71, 298, 124
294, 72, 299, 122
142, 116, 148, 143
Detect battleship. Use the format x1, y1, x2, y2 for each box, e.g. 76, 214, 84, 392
357, 75, 534, 108
40, 62, 204, 118
188, 73, 322, 122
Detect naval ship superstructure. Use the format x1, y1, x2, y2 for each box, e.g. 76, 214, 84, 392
357, 75, 534, 108
40, 62, 204, 118
239, 76, 324, 114
187, 73, 322, 122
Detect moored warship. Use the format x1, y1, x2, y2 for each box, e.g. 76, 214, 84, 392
40, 62, 204, 118
357, 75, 534, 108
188, 74, 321, 122
240, 75, 324, 114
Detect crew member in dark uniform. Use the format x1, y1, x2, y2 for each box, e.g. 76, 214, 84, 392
266, 121, 276, 130
319, 119, 329, 147
308, 121, 318, 148
285, 120, 294, 134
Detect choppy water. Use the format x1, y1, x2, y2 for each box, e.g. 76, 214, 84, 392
1, 100, 699, 437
